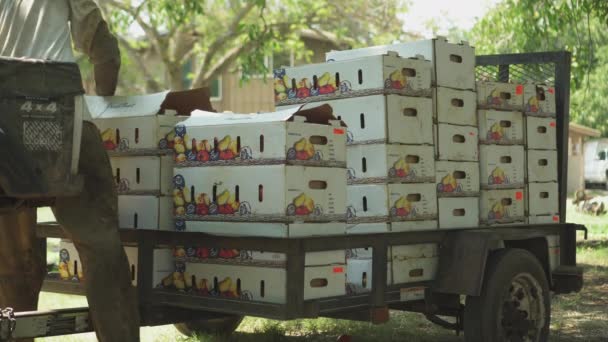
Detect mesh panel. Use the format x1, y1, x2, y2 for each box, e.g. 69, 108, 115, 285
476, 63, 555, 84
23, 120, 63, 151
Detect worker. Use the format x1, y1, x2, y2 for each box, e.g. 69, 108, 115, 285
0, 1, 139, 341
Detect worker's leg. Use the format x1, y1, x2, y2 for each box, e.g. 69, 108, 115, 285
53, 121, 140, 342
0, 207, 44, 342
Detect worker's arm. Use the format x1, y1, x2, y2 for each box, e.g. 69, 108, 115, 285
68, 0, 121, 96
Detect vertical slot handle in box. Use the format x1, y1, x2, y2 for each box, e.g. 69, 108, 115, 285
291, 79, 296, 90
309, 181, 327, 189
136, 168, 140, 184
362, 272, 367, 287
135, 128, 139, 144
213, 137, 219, 152
363, 196, 368, 212
236, 136, 241, 152
212, 185, 217, 202
235, 185, 240, 201
131, 265, 136, 281
237, 278, 241, 295
133, 213, 138, 228
360, 113, 365, 129
310, 278, 329, 287
358, 69, 363, 84
190, 186, 195, 202
115, 129, 120, 144
260, 280, 265, 298
260, 135, 265, 152
362, 157, 367, 172
116, 168, 121, 184
74, 260, 78, 278
313, 75, 318, 90
310, 135, 328, 145
258, 185, 263, 202
449, 54, 463, 63
335, 72, 340, 87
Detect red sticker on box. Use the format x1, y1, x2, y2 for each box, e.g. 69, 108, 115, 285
333, 128, 345, 135
333, 266, 344, 273
469, 132, 475, 136
516, 191, 523, 200
516, 84, 524, 94
548, 87, 555, 94
552, 215, 559, 222
553, 247, 560, 255
549, 121, 556, 127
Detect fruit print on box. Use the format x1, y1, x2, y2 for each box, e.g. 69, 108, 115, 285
477, 110, 524, 145
524, 84, 556, 116
480, 189, 526, 224
389, 184, 437, 221
476, 82, 524, 111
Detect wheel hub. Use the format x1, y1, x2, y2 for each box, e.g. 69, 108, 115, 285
500, 273, 545, 342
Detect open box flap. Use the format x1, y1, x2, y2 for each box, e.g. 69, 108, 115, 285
186, 103, 345, 127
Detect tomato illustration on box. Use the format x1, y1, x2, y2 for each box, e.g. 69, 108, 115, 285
287, 138, 320, 161
159, 269, 245, 299
488, 201, 510, 221
488, 167, 510, 185
287, 193, 321, 216
486, 122, 505, 142
389, 157, 416, 180
391, 196, 416, 218
436, 173, 462, 194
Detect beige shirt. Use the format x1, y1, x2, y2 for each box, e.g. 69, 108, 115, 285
0, 0, 102, 62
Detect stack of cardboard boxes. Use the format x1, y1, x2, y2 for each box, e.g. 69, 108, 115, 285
523, 84, 559, 223
57, 92, 180, 286
477, 82, 527, 226
162, 105, 348, 303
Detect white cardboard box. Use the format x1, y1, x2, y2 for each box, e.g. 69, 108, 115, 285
526, 116, 557, 150
434, 87, 477, 126
528, 214, 560, 224
528, 182, 559, 216
347, 144, 435, 184
480, 189, 526, 224
436, 124, 479, 161
479, 145, 525, 189
118, 195, 173, 230
294, 95, 434, 145
438, 197, 479, 229
182, 263, 346, 304
524, 83, 556, 115
173, 165, 346, 221
88, 92, 186, 152
111, 155, 173, 195
435, 161, 480, 197
181, 221, 346, 238
391, 220, 438, 232
477, 82, 524, 111
326, 37, 476, 90
478, 110, 525, 144
392, 244, 439, 284
274, 52, 432, 103
347, 183, 437, 223
174, 105, 346, 167
527, 149, 558, 182
346, 258, 392, 294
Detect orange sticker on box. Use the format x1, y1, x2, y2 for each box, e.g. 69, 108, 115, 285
469, 132, 475, 136
333, 128, 345, 135
516, 191, 523, 200
516, 84, 524, 94
333, 266, 344, 273
550, 122, 556, 127
552, 215, 559, 222
548, 87, 555, 94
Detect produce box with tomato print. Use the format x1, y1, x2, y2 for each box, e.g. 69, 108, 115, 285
171, 105, 346, 167
524, 83, 556, 116
172, 165, 346, 222
480, 189, 526, 225
88, 91, 188, 153
435, 161, 480, 197
158, 261, 346, 304
347, 144, 435, 184
274, 52, 432, 105
477, 110, 524, 145
476, 81, 524, 111
479, 145, 525, 189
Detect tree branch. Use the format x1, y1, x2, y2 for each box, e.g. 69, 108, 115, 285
116, 36, 163, 92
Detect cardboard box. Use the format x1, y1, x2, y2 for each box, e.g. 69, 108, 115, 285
347, 183, 437, 223
118, 195, 173, 230
436, 124, 479, 161
434, 87, 477, 126
526, 116, 557, 150
479, 145, 525, 189
527, 182, 559, 216
391, 220, 438, 232
480, 189, 526, 224
295, 95, 433, 145
326, 37, 476, 90
174, 105, 346, 167
527, 149, 558, 182
177, 263, 346, 304
435, 161, 479, 197
58, 241, 174, 287
477, 110, 524, 144
174, 165, 346, 221
111, 155, 173, 195
528, 214, 560, 224
346, 222, 390, 259
438, 197, 479, 229
347, 144, 435, 184
274, 52, 432, 104
524, 83, 556, 116
477, 82, 524, 110
346, 258, 392, 294
392, 243, 439, 284
88, 91, 186, 152
181, 221, 346, 238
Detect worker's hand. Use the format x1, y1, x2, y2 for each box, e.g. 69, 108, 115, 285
89, 22, 120, 96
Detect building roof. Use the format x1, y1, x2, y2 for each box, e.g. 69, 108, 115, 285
569, 122, 601, 137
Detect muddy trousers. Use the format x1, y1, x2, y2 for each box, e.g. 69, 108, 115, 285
0, 122, 140, 342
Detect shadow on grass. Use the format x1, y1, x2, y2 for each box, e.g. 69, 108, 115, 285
577, 239, 608, 249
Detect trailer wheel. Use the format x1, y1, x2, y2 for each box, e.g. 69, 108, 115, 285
464, 249, 550, 342
174, 315, 243, 337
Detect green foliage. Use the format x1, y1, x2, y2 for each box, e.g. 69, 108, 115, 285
470, 0, 608, 136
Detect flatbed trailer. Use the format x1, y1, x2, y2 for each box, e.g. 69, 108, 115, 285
0, 51, 587, 342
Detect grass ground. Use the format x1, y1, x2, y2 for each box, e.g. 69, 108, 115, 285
36, 196, 608, 341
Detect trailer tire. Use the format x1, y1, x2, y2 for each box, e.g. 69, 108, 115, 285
174, 315, 243, 337
464, 248, 550, 342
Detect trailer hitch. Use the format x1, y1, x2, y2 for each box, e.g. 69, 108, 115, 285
0, 307, 16, 341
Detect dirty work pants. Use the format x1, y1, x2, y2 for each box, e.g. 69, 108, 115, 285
0, 121, 140, 342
